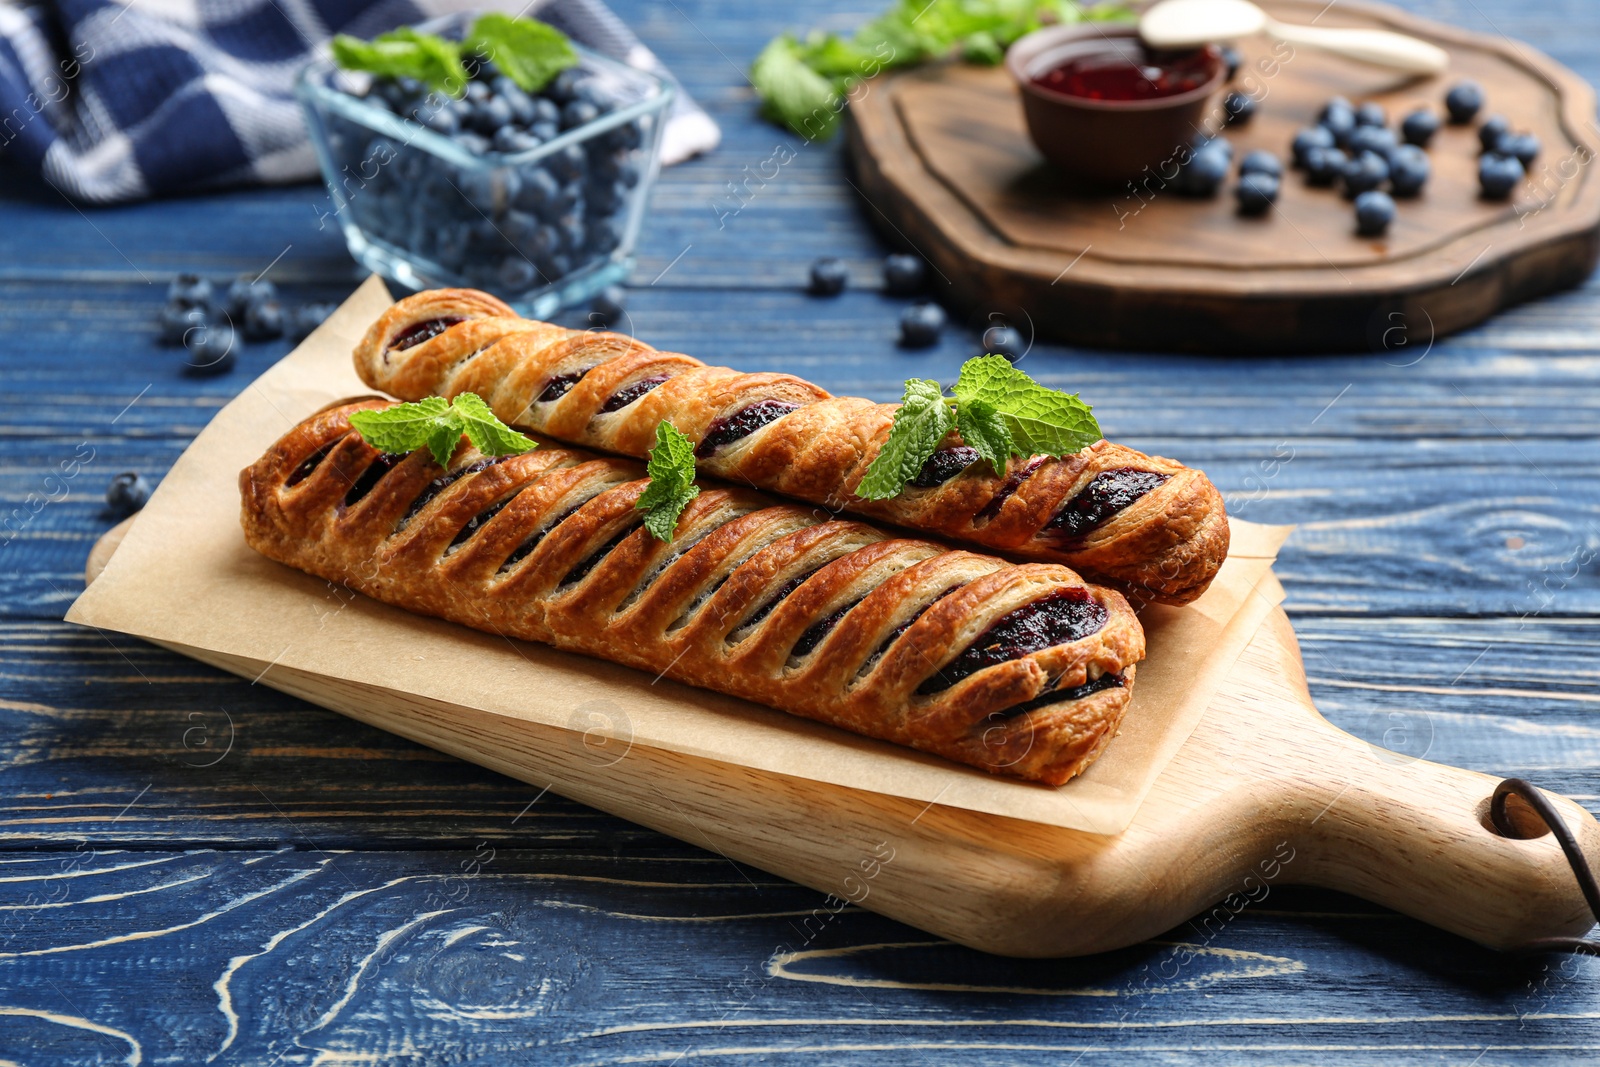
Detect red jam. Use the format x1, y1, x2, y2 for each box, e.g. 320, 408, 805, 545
1031, 45, 1216, 102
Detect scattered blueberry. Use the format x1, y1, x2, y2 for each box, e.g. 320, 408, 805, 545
289, 303, 336, 342
1478, 114, 1510, 153
1197, 135, 1234, 164
1353, 189, 1396, 236
1239, 149, 1282, 178
1291, 125, 1336, 168
883, 254, 927, 295
1400, 109, 1440, 147
1319, 97, 1357, 146
1497, 131, 1540, 166
225, 275, 278, 318
1177, 144, 1229, 197
981, 324, 1025, 361
1478, 153, 1525, 199
1218, 44, 1241, 81
167, 273, 213, 308
1445, 81, 1484, 124
899, 303, 945, 348
1235, 172, 1279, 216
1341, 150, 1390, 199
1304, 146, 1348, 187
1388, 145, 1431, 197
242, 300, 285, 341
158, 302, 209, 346
1222, 90, 1256, 125
1347, 124, 1399, 161
589, 285, 626, 327
105, 472, 150, 516
184, 321, 236, 375
498, 257, 539, 291
808, 256, 848, 296
1354, 101, 1386, 128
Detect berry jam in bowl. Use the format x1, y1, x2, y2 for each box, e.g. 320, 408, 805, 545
1007, 24, 1225, 186
297, 13, 671, 318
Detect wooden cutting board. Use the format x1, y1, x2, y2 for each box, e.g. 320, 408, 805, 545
85, 519, 1600, 956
846, 0, 1600, 352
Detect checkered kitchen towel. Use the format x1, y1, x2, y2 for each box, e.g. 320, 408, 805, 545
0, 0, 718, 203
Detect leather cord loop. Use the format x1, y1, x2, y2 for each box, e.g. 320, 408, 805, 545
1492, 778, 1600, 956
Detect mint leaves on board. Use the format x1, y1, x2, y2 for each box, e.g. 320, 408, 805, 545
751, 0, 1130, 140
635, 422, 701, 542
854, 355, 1102, 501
331, 15, 575, 96
347, 393, 537, 468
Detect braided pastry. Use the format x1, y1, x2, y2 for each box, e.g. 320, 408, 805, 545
352, 289, 1229, 605
240, 398, 1145, 785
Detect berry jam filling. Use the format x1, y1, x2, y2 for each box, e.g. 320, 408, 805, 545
560, 525, 638, 586
499, 503, 583, 572
1046, 468, 1169, 540
399, 457, 511, 529
449, 495, 513, 551
342, 452, 402, 508
864, 586, 960, 669
287, 441, 338, 487
912, 446, 981, 489
695, 400, 799, 459
975, 456, 1048, 523
735, 568, 819, 633
388, 317, 464, 353
792, 598, 862, 658
991, 672, 1126, 721
1030, 43, 1216, 102
538, 369, 592, 403
600, 375, 669, 413
916, 589, 1108, 695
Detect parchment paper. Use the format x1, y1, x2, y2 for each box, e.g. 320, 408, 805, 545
68, 276, 1291, 834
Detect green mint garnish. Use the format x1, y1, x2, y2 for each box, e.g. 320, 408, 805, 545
332, 15, 575, 96
635, 421, 701, 542
347, 393, 537, 468
854, 355, 1102, 501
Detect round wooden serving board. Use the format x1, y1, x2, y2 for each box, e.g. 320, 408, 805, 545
846, 0, 1600, 352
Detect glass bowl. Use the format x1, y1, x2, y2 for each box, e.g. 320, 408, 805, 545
297, 15, 671, 317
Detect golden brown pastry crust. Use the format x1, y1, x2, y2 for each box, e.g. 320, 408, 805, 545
240, 399, 1146, 785
353, 290, 1229, 606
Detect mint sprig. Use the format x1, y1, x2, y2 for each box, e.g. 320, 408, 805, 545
854, 356, 1102, 501
464, 13, 577, 93
332, 15, 575, 96
635, 422, 701, 542
347, 393, 537, 468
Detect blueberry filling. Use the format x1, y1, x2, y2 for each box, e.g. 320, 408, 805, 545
399, 456, 511, 529
600, 375, 669, 413
735, 568, 818, 632
916, 589, 1108, 695
449, 495, 513, 550
287, 441, 338, 487
388, 317, 464, 352
865, 586, 960, 668
911, 446, 980, 489
342, 452, 402, 507
538, 369, 591, 403
975, 456, 1047, 522
560, 525, 638, 586
792, 598, 861, 658
1046, 469, 1169, 539
695, 400, 799, 458
989, 672, 1126, 721
499, 503, 584, 572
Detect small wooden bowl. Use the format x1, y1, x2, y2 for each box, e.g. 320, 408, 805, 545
1006, 24, 1226, 186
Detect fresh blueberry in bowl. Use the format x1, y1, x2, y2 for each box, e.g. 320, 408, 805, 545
589, 284, 626, 326
1304, 146, 1347, 187
899, 303, 945, 348
105, 472, 151, 516
808, 256, 848, 296
1400, 109, 1440, 147
1478, 153, 1524, 199
1235, 171, 1279, 215
1222, 90, 1256, 125
1477, 114, 1510, 153
1387, 145, 1430, 197
1353, 189, 1396, 236
883, 254, 927, 295
1445, 80, 1484, 124
1239, 149, 1282, 178
982, 324, 1025, 361
1341, 150, 1390, 199
1291, 125, 1335, 168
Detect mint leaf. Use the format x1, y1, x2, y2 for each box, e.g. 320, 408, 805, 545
452, 391, 538, 457
855, 378, 955, 500
955, 396, 1012, 473
464, 14, 576, 93
347, 396, 453, 455
953, 355, 1102, 457
750, 34, 841, 140
332, 28, 468, 94
636, 422, 700, 542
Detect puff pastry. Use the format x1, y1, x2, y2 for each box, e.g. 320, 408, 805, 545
352, 289, 1230, 605
240, 398, 1145, 785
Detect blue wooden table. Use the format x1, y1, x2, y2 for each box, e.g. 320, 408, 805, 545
5, 0, 1600, 1062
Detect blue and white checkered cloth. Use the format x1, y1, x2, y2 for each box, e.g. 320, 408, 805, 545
0, 0, 717, 203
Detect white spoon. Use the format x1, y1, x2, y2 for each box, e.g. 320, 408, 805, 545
1140, 0, 1448, 76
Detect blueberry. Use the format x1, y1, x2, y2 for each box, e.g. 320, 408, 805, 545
1478, 152, 1524, 199
515, 168, 561, 214
494, 79, 537, 125
1341, 150, 1390, 198
1353, 189, 1396, 236
497, 257, 539, 291
472, 95, 514, 134
590, 285, 626, 327
529, 120, 560, 142
548, 144, 587, 183
601, 119, 644, 151
1218, 44, 1241, 81
1178, 144, 1229, 196
981, 324, 1024, 361
242, 300, 285, 341
105, 472, 150, 516
1239, 149, 1282, 178
184, 321, 236, 375
1304, 146, 1347, 187
166, 273, 213, 308
418, 103, 460, 135
586, 179, 626, 215
561, 100, 600, 130
545, 252, 573, 280
1445, 80, 1484, 124
225, 275, 278, 317
492, 127, 542, 154
1478, 114, 1509, 153
531, 98, 561, 126
1194, 134, 1233, 162
1347, 125, 1398, 161
899, 303, 945, 348
1291, 125, 1335, 168
1235, 171, 1279, 215
1222, 90, 1256, 125
1354, 101, 1386, 128
546, 68, 585, 104
465, 81, 490, 105
883, 253, 927, 295
552, 179, 583, 215
455, 131, 491, 155
158, 302, 209, 346
1400, 108, 1440, 147
1319, 99, 1357, 146
808, 256, 847, 296
1498, 131, 1540, 166
586, 218, 622, 255
555, 213, 586, 253
1387, 145, 1430, 197
289, 303, 336, 343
